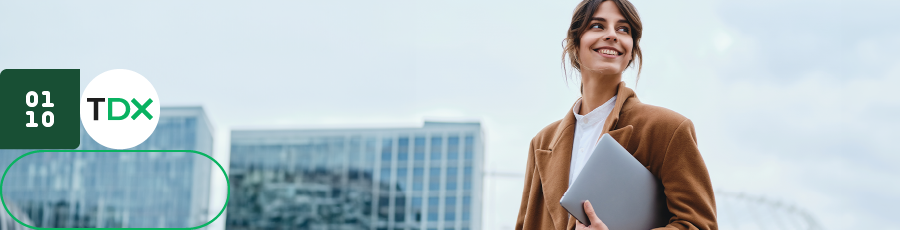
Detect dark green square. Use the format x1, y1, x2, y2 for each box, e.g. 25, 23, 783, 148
0, 69, 80, 149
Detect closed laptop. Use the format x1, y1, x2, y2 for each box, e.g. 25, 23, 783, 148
559, 133, 670, 229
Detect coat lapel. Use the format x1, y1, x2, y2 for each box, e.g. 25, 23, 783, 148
603, 82, 637, 149
600, 82, 636, 137
534, 107, 576, 229
607, 125, 634, 148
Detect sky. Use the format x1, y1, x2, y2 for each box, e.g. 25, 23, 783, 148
2, 0, 900, 229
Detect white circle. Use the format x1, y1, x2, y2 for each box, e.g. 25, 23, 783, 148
80, 69, 160, 149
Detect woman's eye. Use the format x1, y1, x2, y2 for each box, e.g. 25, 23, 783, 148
590, 24, 602, 29
617, 26, 630, 33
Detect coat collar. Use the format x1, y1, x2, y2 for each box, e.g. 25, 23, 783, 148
534, 81, 638, 229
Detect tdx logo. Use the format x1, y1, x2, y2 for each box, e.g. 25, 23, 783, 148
80, 69, 160, 149
85, 97, 154, 121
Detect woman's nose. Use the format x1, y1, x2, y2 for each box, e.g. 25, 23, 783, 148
602, 32, 618, 42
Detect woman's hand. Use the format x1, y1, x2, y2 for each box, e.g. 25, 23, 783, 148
576, 200, 610, 230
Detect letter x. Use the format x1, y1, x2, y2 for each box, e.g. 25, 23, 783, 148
131, 98, 154, 120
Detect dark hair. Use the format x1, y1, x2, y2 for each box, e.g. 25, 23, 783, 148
562, 0, 643, 83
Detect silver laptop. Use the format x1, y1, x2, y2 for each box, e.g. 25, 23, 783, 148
559, 133, 670, 229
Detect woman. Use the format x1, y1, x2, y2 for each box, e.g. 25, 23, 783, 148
515, 0, 717, 230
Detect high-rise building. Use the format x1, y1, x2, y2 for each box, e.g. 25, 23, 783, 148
227, 121, 484, 230
0, 106, 213, 228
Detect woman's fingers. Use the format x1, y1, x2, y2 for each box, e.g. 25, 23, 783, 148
575, 218, 587, 230
583, 200, 605, 227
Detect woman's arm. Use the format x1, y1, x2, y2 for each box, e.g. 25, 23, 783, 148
654, 119, 717, 230
515, 139, 537, 229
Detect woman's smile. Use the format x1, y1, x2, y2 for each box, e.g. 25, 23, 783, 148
575, 0, 634, 74
593, 46, 623, 58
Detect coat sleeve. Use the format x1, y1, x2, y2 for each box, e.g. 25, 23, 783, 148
652, 119, 718, 230
516, 139, 538, 230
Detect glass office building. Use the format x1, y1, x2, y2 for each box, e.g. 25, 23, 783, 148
228, 121, 484, 230
0, 106, 213, 228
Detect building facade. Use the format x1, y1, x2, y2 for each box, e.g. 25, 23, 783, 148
228, 121, 484, 230
0, 106, 213, 228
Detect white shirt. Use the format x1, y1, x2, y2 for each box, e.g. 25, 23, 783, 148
568, 95, 617, 186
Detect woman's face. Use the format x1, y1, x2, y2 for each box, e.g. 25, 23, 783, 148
577, 1, 633, 75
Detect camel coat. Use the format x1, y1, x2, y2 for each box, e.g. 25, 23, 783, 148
515, 82, 717, 230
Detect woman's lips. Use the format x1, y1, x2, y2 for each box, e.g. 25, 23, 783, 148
593, 46, 622, 58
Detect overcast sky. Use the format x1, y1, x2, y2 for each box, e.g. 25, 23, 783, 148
2, 0, 899, 229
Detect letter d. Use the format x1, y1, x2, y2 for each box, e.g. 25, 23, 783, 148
107, 98, 130, 120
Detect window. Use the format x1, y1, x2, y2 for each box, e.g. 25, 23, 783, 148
413, 167, 424, 191
381, 168, 391, 182
445, 196, 456, 221
428, 196, 439, 221
429, 196, 438, 206
379, 195, 390, 221
349, 137, 363, 179
395, 196, 406, 222
399, 137, 409, 161
412, 197, 423, 222
397, 167, 408, 190
464, 135, 474, 160
382, 138, 393, 161
366, 137, 377, 164
446, 167, 457, 191
430, 136, 442, 160
463, 196, 471, 220
464, 166, 472, 190
429, 167, 441, 191
414, 136, 426, 160
398, 167, 408, 177
447, 136, 459, 160
413, 197, 423, 206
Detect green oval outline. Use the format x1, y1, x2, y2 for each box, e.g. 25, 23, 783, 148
0, 150, 230, 230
